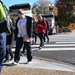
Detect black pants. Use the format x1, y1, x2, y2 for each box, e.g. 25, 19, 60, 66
5, 47, 13, 60
5, 34, 13, 60
34, 33, 38, 44
14, 37, 32, 62
38, 33, 44, 47
21, 43, 26, 53
24, 41, 32, 61
44, 30, 49, 42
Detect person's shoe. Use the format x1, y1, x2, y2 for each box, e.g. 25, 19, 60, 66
42, 43, 44, 46
44, 42, 46, 44
25, 61, 32, 64
34, 42, 36, 45
12, 62, 19, 65
39, 46, 42, 49
47, 39, 49, 42
20, 53, 24, 56
4, 59, 9, 63
10, 57, 13, 61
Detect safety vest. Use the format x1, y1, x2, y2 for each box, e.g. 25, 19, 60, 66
0, 1, 8, 33
0, 2, 6, 21
6, 31, 11, 36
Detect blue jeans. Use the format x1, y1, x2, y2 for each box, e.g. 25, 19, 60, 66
0, 32, 6, 72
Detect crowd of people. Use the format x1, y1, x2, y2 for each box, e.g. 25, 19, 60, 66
0, 1, 51, 74
4, 10, 50, 63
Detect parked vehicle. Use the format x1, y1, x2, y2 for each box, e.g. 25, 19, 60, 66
42, 15, 56, 35
9, 3, 32, 26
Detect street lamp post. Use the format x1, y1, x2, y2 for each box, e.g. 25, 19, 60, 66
49, 4, 57, 34
49, 4, 54, 15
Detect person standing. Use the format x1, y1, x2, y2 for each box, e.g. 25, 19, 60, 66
12, 9, 32, 65
53, 25, 56, 35
35, 15, 47, 49
0, 1, 8, 75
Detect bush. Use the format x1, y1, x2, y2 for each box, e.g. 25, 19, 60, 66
62, 27, 72, 32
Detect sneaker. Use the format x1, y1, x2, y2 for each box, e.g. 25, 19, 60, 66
39, 46, 41, 49
44, 42, 46, 44
10, 57, 13, 61
47, 39, 49, 42
20, 53, 24, 56
4, 59, 9, 63
25, 61, 32, 64
12, 62, 19, 65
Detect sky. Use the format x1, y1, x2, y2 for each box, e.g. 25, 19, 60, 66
1, 0, 55, 8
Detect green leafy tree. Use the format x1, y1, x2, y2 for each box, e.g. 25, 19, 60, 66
55, 0, 75, 27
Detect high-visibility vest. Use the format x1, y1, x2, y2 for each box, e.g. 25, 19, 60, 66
0, 2, 6, 21
6, 31, 11, 36
0, 2, 8, 33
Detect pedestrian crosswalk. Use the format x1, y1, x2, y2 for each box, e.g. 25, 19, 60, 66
11, 41, 75, 52
31, 42, 75, 51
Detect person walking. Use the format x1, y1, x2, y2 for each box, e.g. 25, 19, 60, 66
35, 15, 47, 49
43, 18, 49, 43
4, 15, 13, 63
32, 18, 38, 44
21, 43, 26, 55
12, 9, 32, 65
0, 1, 8, 75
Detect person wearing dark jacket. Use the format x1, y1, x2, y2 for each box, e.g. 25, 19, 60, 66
4, 15, 13, 63
12, 9, 32, 65
32, 18, 37, 44
43, 18, 49, 43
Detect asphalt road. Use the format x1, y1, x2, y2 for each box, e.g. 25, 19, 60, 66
32, 32, 75, 64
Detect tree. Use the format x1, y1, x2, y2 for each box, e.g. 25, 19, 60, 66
32, 0, 51, 16
55, 0, 75, 27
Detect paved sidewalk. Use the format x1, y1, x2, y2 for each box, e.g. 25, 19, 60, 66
2, 56, 75, 75
3, 32, 75, 75
3, 56, 75, 72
